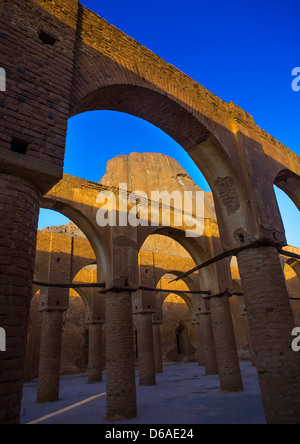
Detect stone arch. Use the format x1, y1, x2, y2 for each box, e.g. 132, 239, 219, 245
156, 271, 194, 320
274, 169, 300, 211
2, 0, 300, 424
138, 227, 216, 292
69, 266, 95, 318
161, 270, 199, 294
160, 290, 193, 314
279, 250, 300, 303
69, 80, 253, 248
69, 84, 241, 201
41, 195, 109, 281
70, 264, 105, 325
139, 236, 201, 290
138, 229, 218, 322
71, 19, 248, 203
272, 169, 300, 250
282, 260, 300, 326
286, 258, 300, 279
34, 228, 97, 306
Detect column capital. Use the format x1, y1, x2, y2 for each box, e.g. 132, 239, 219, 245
134, 309, 156, 316
86, 320, 105, 326
206, 291, 232, 300
152, 320, 163, 325
39, 305, 69, 313
101, 285, 139, 294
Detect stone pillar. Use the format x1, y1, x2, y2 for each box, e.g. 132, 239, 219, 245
37, 309, 64, 403
106, 289, 137, 420
210, 293, 243, 392
136, 312, 156, 386
192, 320, 205, 366
237, 246, 300, 424
86, 284, 106, 383
36, 232, 70, 404
199, 305, 218, 375
153, 321, 163, 373
0, 174, 41, 424
88, 322, 103, 383
242, 312, 256, 366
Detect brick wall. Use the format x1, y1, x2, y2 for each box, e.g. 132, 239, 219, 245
0, 0, 79, 192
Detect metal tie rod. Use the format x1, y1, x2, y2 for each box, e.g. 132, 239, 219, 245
33, 281, 106, 289
139, 286, 211, 295
278, 248, 300, 261
169, 244, 300, 284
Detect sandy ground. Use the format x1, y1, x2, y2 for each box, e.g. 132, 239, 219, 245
20, 361, 266, 425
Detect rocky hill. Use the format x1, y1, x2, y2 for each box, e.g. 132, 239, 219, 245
42, 221, 85, 239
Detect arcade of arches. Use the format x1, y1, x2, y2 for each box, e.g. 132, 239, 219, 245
0, 0, 300, 425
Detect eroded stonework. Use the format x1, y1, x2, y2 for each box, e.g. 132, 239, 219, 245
25, 154, 300, 397
0, 0, 300, 424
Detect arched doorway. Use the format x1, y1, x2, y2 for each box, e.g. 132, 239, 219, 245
161, 291, 195, 363
176, 323, 188, 357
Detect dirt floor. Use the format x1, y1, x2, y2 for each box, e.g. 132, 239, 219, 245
20, 361, 266, 425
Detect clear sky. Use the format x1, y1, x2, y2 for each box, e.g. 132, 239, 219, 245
39, 0, 300, 247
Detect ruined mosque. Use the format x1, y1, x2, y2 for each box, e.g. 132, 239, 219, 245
0, 0, 300, 425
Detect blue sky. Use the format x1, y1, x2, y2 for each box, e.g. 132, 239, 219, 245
39, 0, 300, 247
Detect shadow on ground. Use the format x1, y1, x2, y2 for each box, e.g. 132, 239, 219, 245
21, 361, 266, 425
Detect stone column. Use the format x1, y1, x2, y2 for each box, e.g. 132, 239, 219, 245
241, 311, 256, 366
106, 289, 137, 421
153, 321, 163, 373
0, 174, 41, 424
192, 320, 205, 366
86, 284, 106, 383
136, 312, 156, 386
210, 293, 243, 392
37, 309, 64, 403
36, 233, 70, 404
88, 322, 104, 383
237, 246, 300, 424
199, 305, 218, 375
